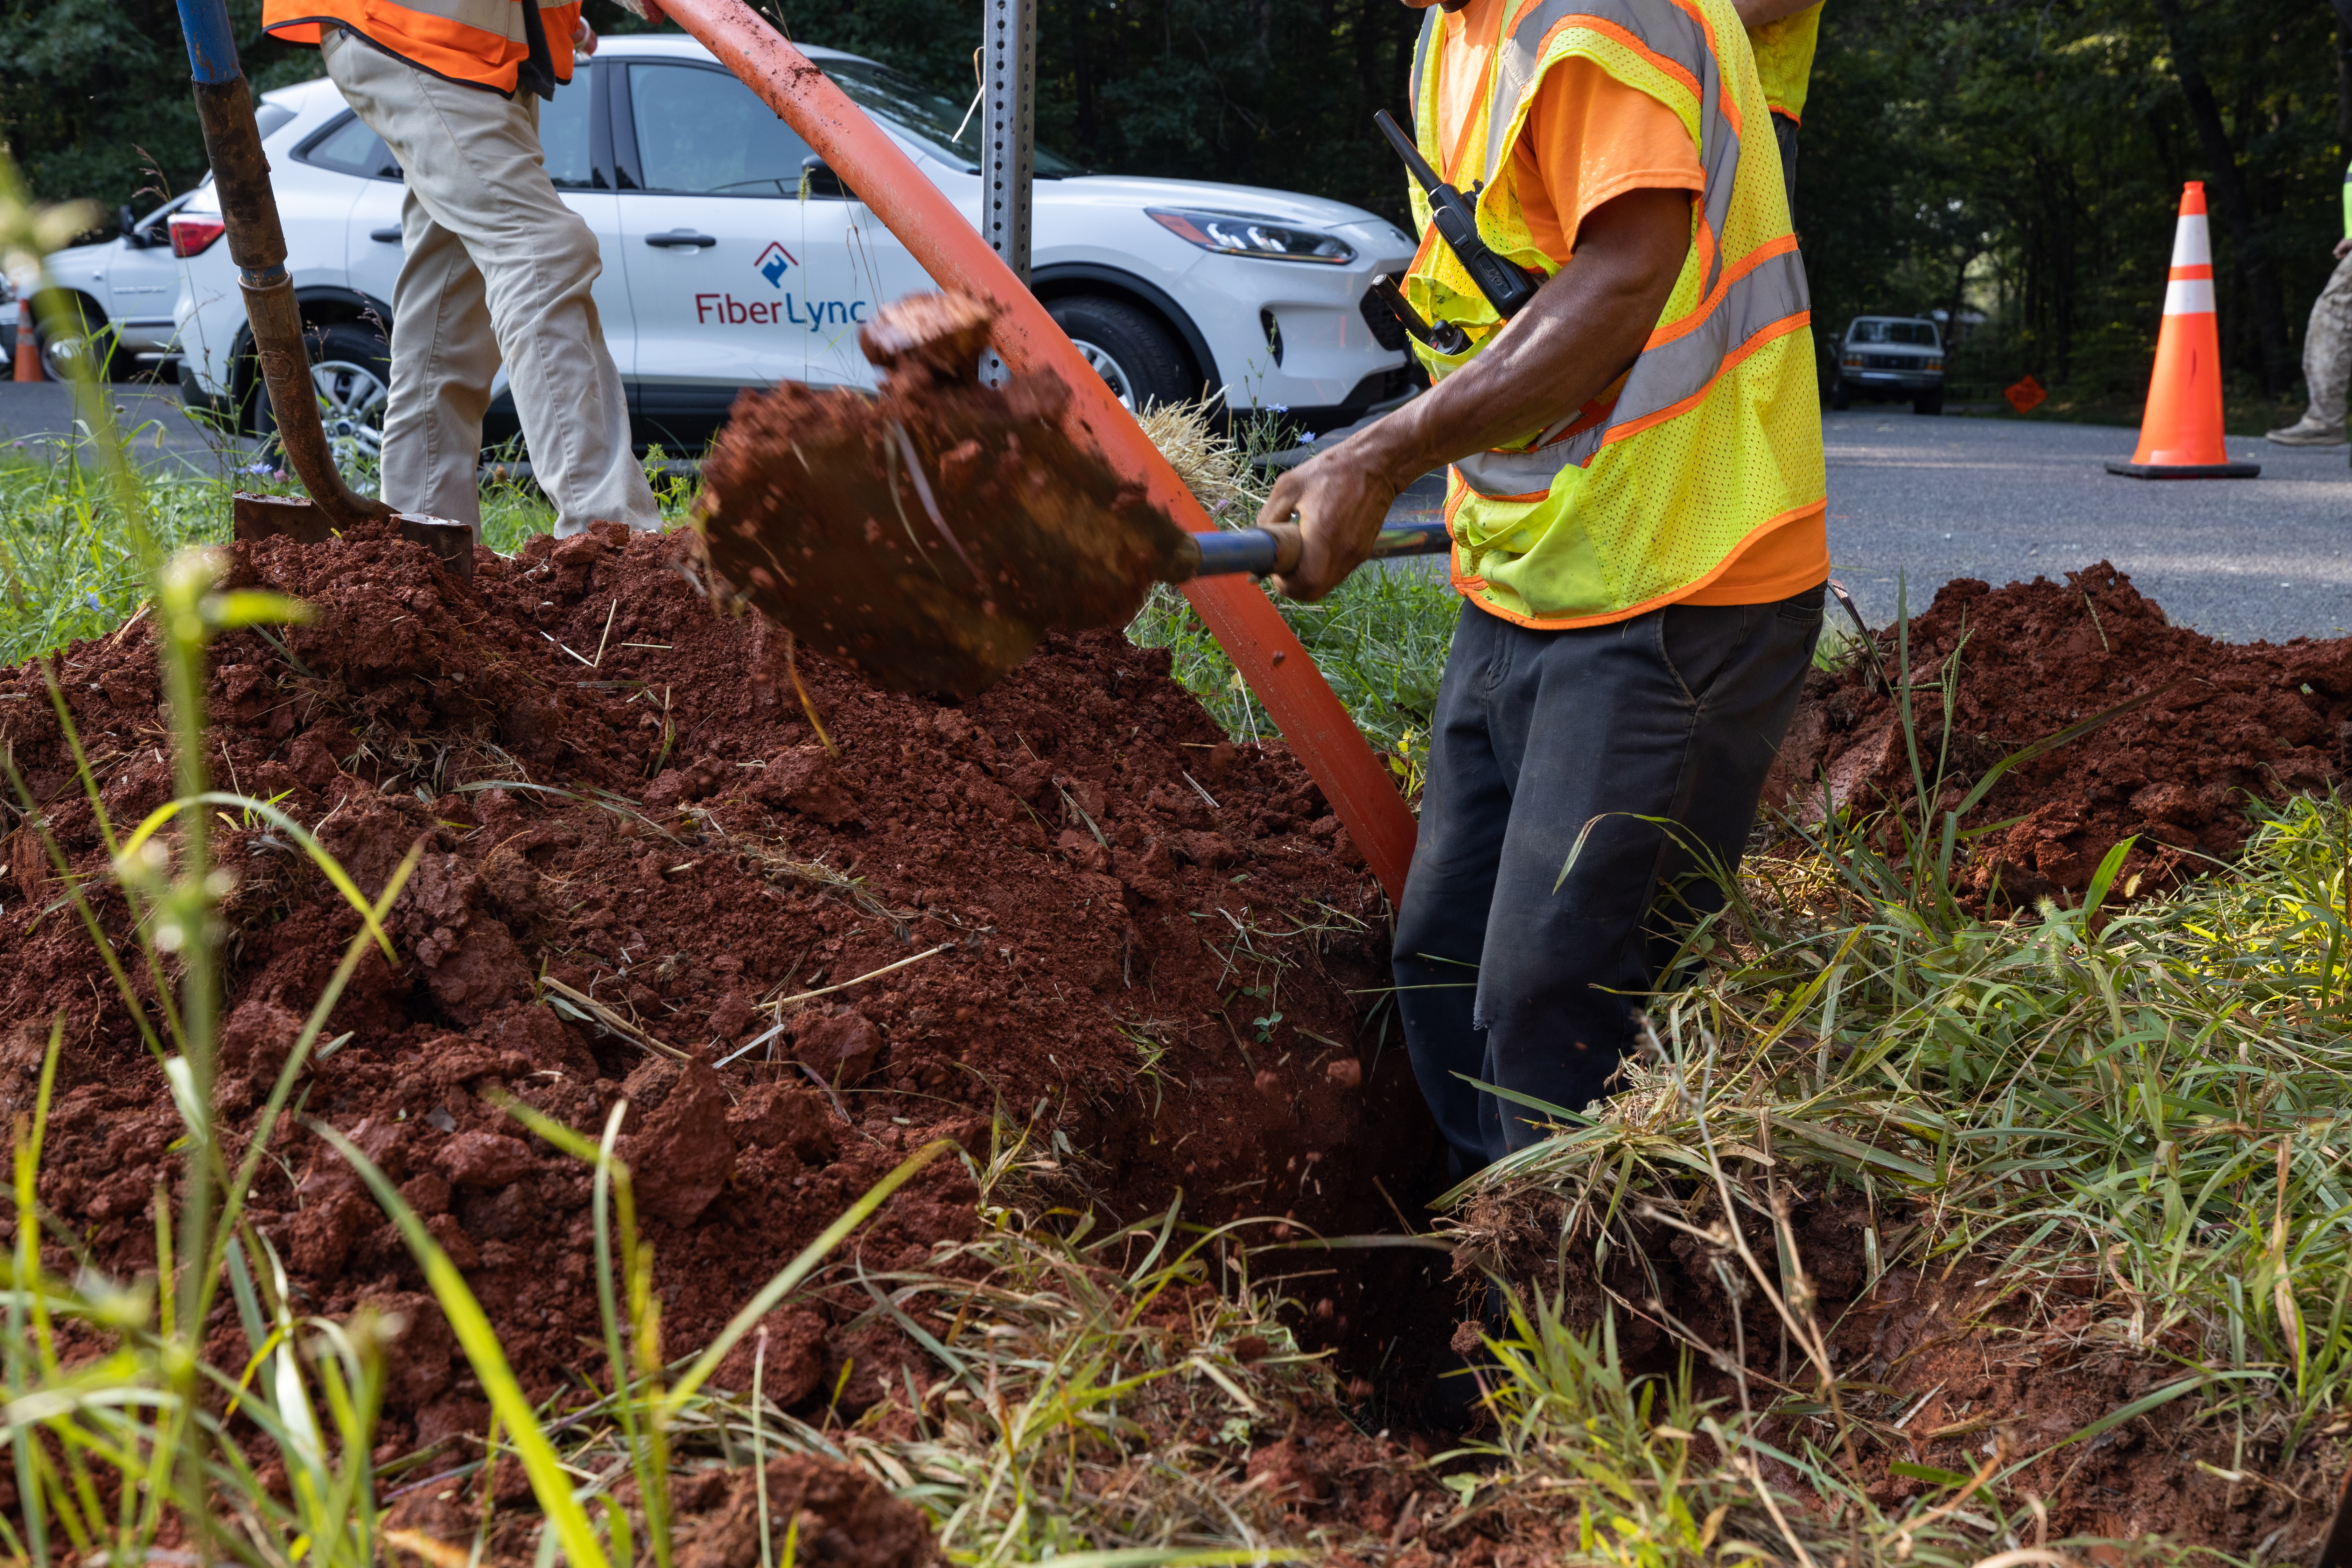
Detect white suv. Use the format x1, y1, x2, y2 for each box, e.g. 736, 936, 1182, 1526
170, 35, 1418, 457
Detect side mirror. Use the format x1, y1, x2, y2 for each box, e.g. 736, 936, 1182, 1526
800, 155, 852, 201
119, 205, 149, 247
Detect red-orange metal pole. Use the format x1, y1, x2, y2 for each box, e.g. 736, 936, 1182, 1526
659, 0, 1419, 902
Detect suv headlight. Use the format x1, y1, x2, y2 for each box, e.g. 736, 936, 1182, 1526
1147, 209, 1355, 265
1924, 358, 1944, 372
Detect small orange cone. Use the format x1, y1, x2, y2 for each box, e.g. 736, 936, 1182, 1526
12, 300, 36, 383
2107, 183, 2258, 479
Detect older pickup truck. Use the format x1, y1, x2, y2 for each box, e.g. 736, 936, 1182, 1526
1826, 315, 1944, 416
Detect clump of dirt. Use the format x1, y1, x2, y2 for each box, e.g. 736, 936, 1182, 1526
0, 517, 1439, 1452
696, 290, 1195, 699
1770, 563, 2352, 904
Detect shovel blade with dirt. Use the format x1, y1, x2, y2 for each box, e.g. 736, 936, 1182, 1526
694, 292, 1445, 699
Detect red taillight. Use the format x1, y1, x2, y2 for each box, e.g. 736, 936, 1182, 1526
169, 216, 225, 258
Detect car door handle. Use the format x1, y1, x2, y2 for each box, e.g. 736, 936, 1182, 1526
645, 230, 718, 248
370, 227, 402, 243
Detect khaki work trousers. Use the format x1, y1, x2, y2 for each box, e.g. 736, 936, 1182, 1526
2298, 247, 2352, 430
321, 28, 659, 536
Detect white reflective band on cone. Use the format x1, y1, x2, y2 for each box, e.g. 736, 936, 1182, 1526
2170, 214, 2212, 268
2163, 278, 2216, 316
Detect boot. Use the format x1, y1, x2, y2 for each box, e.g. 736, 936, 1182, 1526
2265, 414, 2347, 446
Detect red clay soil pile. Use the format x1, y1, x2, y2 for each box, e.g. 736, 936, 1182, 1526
1772, 562, 2352, 903
0, 517, 1438, 1455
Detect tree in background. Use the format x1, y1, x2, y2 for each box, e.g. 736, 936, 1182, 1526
0, 0, 316, 229
1801, 0, 2344, 405
769, 0, 1426, 226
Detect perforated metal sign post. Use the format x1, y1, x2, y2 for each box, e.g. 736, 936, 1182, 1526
978, 0, 1035, 282
976, 0, 1034, 388
660, 0, 1422, 902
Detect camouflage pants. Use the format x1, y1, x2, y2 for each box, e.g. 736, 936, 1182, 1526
2300, 248, 2352, 427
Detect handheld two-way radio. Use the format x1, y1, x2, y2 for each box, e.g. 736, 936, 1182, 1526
1368, 274, 1471, 355
1374, 109, 1543, 320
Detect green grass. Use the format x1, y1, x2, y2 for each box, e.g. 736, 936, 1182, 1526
1127, 569, 1460, 759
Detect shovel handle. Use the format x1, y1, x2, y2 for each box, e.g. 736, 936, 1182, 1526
1184, 519, 1451, 580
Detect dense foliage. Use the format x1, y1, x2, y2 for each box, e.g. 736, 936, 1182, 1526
8, 0, 2352, 401
1804, 0, 2352, 400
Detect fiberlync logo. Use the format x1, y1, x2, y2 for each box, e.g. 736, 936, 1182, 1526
755, 241, 796, 288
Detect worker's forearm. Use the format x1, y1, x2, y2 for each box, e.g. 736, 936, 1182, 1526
1733, 0, 1815, 26
1343, 187, 1690, 489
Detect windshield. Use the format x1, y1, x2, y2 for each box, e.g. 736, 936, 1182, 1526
823, 58, 1084, 176
1849, 319, 1939, 346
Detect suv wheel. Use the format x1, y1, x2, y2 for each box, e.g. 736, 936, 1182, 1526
1046, 296, 1190, 411
1912, 389, 1943, 416
35, 305, 119, 383
255, 321, 391, 476
1827, 372, 1851, 412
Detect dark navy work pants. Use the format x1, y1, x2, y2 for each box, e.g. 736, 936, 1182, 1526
1392, 587, 1825, 1177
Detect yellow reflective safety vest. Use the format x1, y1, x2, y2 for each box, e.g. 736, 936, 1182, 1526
1402, 0, 1824, 630
1750, 1, 1823, 123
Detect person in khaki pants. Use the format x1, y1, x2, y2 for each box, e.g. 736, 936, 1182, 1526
262, 0, 663, 536
2268, 156, 2352, 448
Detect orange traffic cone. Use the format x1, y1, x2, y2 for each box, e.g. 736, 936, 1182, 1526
12, 300, 36, 383
2107, 183, 2258, 479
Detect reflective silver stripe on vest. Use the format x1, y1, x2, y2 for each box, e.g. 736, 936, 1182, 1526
1410, 9, 1434, 123
1452, 243, 1808, 498
1484, 0, 1740, 301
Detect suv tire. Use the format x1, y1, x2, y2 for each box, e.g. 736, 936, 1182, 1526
1046, 295, 1190, 411
1912, 389, 1943, 416
35, 302, 120, 383
255, 320, 391, 473
1827, 373, 1851, 412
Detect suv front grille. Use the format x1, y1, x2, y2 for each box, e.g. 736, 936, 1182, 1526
1359, 286, 1410, 353
1857, 352, 1928, 370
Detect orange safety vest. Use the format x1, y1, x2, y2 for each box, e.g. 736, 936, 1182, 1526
264, 0, 581, 96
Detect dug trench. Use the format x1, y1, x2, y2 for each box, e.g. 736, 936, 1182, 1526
0, 519, 1458, 1493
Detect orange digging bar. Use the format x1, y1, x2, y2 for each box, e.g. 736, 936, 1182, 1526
658, 0, 1420, 901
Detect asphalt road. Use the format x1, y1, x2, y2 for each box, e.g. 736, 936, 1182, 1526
0, 382, 260, 476
1823, 409, 2349, 644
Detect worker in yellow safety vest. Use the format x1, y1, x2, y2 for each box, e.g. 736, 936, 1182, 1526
1738, 0, 1822, 218
1259, 0, 1827, 1184
260, 0, 669, 537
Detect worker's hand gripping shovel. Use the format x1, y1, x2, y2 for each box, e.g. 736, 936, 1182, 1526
694, 292, 1447, 700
